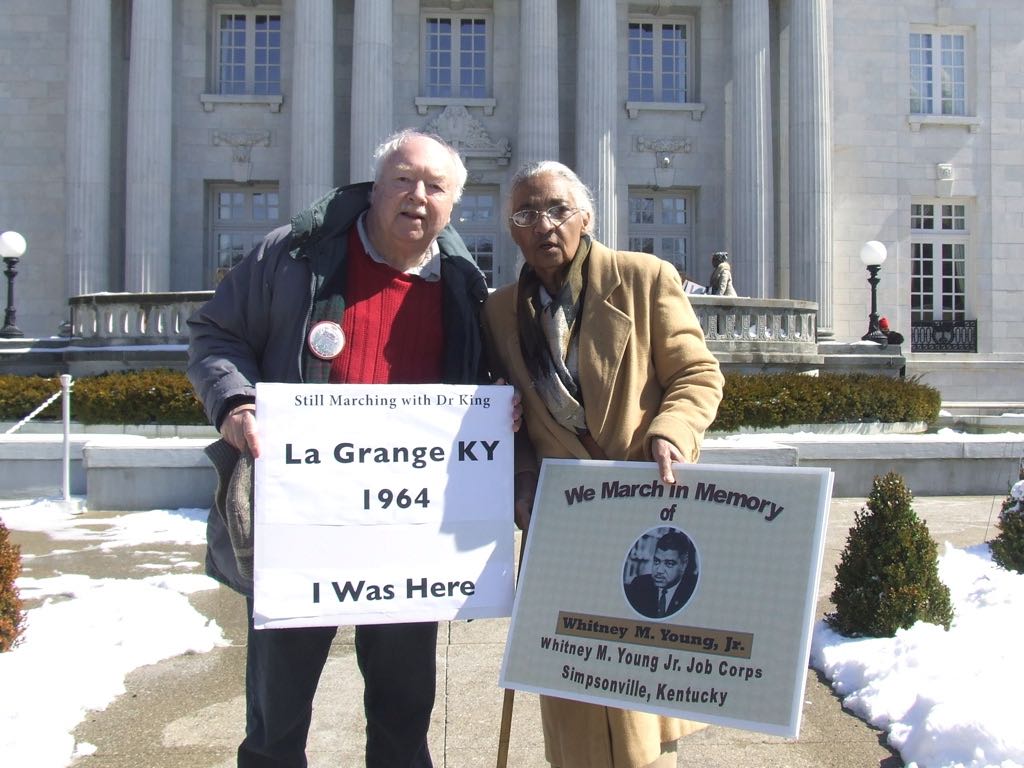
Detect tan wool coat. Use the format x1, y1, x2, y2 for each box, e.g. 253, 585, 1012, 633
483, 241, 725, 768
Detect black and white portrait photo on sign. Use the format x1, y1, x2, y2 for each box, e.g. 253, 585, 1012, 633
622, 526, 699, 619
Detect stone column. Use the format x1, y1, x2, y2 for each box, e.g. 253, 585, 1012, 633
576, 0, 618, 246
789, 0, 833, 335
124, 0, 172, 292
66, 0, 112, 296
290, 0, 335, 211
731, 0, 775, 297
517, 0, 559, 167
349, 0, 392, 183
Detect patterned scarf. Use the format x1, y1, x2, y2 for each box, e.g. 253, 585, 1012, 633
516, 236, 592, 433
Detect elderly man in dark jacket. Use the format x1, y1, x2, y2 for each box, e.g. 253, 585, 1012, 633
188, 130, 488, 768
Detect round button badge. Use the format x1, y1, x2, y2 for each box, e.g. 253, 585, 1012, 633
307, 321, 346, 360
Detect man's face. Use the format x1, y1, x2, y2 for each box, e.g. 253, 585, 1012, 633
367, 136, 458, 254
652, 547, 686, 590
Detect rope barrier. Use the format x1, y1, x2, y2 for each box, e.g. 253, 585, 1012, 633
4, 384, 71, 435
4, 376, 76, 503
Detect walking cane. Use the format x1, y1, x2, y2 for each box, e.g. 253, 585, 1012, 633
496, 526, 529, 768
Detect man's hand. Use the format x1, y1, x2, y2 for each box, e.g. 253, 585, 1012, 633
222, 403, 260, 458
651, 437, 685, 484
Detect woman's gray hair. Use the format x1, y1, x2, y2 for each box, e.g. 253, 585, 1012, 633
505, 160, 596, 234
371, 129, 468, 203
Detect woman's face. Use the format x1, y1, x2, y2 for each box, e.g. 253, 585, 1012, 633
509, 172, 591, 292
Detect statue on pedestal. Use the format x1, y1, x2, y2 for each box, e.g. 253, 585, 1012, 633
707, 251, 737, 296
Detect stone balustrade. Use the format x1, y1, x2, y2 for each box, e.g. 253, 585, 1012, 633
69, 291, 213, 343
688, 295, 822, 371
65, 292, 820, 352
3, 291, 902, 378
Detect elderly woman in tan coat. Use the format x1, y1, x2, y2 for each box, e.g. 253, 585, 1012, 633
483, 161, 724, 768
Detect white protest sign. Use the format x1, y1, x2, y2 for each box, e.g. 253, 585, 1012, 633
500, 460, 833, 738
253, 383, 515, 629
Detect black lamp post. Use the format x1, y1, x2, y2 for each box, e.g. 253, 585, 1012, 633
859, 240, 888, 343
0, 230, 27, 338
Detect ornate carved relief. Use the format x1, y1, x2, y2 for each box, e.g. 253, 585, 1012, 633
636, 135, 693, 154
213, 131, 271, 183
636, 135, 692, 187
424, 105, 512, 167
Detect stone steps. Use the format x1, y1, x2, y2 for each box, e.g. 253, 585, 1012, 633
3, 431, 1023, 510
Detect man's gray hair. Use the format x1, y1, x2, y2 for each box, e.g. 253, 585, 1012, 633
371, 129, 468, 203
506, 160, 596, 235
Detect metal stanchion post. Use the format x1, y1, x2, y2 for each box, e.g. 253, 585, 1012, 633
60, 374, 72, 502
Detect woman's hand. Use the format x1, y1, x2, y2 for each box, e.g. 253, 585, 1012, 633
651, 437, 684, 484
496, 378, 523, 433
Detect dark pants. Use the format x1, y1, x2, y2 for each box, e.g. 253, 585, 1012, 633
238, 598, 437, 768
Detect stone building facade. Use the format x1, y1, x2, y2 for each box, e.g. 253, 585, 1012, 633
0, 0, 1021, 399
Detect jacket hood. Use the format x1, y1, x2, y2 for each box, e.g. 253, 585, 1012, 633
288, 181, 478, 274
289, 182, 373, 253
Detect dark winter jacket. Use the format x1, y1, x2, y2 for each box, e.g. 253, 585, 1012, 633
187, 182, 489, 595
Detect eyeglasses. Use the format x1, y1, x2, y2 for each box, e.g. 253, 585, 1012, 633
509, 205, 579, 228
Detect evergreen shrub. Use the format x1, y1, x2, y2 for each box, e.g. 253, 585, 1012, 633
0, 517, 24, 652
0, 370, 206, 425
989, 477, 1024, 573
0, 375, 64, 421
710, 373, 941, 432
0, 370, 940, 430
827, 472, 953, 637
71, 369, 206, 425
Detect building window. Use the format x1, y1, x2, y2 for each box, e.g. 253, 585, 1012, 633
423, 15, 489, 98
628, 19, 691, 103
627, 190, 691, 277
214, 8, 282, 96
209, 185, 281, 285
909, 30, 967, 116
453, 188, 498, 286
910, 202, 968, 322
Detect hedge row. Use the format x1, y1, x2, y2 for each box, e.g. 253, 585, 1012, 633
0, 370, 207, 425
711, 372, 942, 432
0, 369, 942, 430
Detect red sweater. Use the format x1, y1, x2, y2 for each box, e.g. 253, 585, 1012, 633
330, 228, 444, 384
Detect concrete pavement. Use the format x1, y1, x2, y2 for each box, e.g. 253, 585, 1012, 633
11, 495, 1002, 767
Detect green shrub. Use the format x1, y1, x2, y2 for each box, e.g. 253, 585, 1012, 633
0, 375, 64, 421
827, 472, 953, 637
0, 370, 940, 430
989, 477, 1024, 573
710, 373, 941, 432
0, 517, 24, 652
0, 370, 206, 425
71, 370, 206, 425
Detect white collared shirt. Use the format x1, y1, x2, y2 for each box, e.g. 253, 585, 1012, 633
659, 581, 682, 613
356, 213, 442, 282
